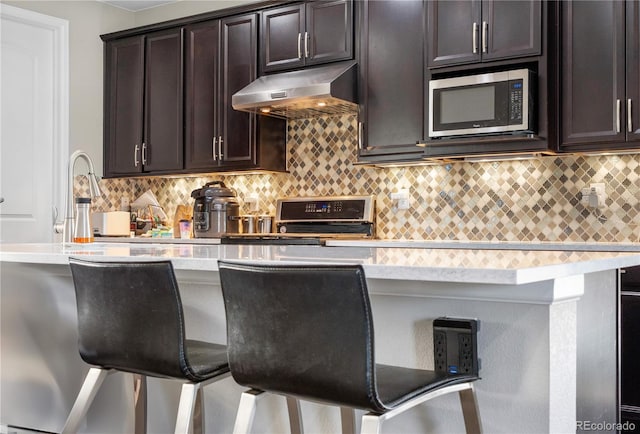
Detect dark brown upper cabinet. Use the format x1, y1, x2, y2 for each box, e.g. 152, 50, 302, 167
184, 19, 220, 171
560, 0, 640, 152
103, 6, 287, 178
104, 36, 144, 176
104, 29, 183, 177
144, 30, 184, 172
260, 0, 353, 73
427, 0, 541, 68
185, 15, 256, 171
356, 0, 426, 162
184, 14, 286, 173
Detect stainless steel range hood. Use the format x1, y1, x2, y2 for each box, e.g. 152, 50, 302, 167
232, 61, 358, 119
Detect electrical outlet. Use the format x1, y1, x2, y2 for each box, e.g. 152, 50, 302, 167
433, 317, 479, 376
244, 194, 259, 212
590, 183, 606, 208
459, 334, 474, 374
390, 189, 410, 210
580, 188, 591, 205
580, 183, 607, 209
434, 330, 447, 372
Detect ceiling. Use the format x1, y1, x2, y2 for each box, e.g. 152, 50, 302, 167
99, 0, 178, 12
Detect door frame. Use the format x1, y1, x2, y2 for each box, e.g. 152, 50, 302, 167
0, 4, 68, 235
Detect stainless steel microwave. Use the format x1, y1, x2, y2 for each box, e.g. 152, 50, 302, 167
428, 68, 535, 138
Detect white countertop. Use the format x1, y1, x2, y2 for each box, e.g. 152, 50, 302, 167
97, 236, 222, 244
325, 239, 640, 251
101, 236, 640, 251
2, 242, 640, 285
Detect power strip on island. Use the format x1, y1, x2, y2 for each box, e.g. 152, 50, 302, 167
433, 317, 480, 376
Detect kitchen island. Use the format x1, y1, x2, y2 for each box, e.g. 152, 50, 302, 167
2, 242, 640, 434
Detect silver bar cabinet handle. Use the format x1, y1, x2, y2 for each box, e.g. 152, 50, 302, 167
616, 99, 621, 133
134, 144, 139, 167
218, 136, 223, 159
358, 122, 363, 150
472, 23, 478, 54
482, 21, 488, 53
142, 142, 147, 165
304, 31, 309, 58
297, 32, 302, 59
628, 99, 633, 133
212, 137, 217, 161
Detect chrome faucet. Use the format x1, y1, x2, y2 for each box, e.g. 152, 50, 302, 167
56, 150, 103, 243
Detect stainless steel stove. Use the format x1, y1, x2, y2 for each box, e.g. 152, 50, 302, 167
221, 195, 375, 245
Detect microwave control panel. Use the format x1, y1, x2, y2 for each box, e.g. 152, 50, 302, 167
509, 80, 524, 124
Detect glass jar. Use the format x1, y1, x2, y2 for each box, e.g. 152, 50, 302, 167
73, 197, 93, 243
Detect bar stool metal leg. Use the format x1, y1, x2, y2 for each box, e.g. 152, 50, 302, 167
174, 382, 200, 434
233, 389, 264, 434
133, 374, 147, 434
193, 387, 205, 434
340, 407, 356, 434
359, 414, 382, 434
459, 385, 483, 434
62, 368, 111, 434
286, 396, 304, 434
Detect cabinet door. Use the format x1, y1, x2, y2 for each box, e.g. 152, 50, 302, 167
621, 292, 640, 409
358, 0, 425, 158
560, 1, 626, 150
626, 0, 640, 142
427, 0, 481, 67
184, 20, 220, 170
104, 36, 144, 176
261, 4, 305, 73
144, 28, 184, 172
220, 14, 257, 169
482, 0, 541, 61
306, 0, 353, 66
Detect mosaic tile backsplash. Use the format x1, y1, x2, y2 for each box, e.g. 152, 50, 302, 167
78, 114, 640, 243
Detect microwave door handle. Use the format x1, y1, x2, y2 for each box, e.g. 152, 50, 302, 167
472, 22, 478, 54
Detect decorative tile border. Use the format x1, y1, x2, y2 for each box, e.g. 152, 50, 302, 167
77, 114, 640, 243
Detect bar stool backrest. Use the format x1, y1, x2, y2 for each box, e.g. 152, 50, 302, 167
69, 258, 188, 379
218, 261, 386, 412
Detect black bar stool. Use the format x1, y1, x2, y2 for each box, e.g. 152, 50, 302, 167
218, 261, 483, 434
63, 258, 230, 434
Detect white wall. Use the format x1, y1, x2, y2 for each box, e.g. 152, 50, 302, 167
0, 0, 258, 176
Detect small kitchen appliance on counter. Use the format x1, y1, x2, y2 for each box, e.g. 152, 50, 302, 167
221, 195, 375, 245
191, 181, 240, 238
91, 211, 130, 237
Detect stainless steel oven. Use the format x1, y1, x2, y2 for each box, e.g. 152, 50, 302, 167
429, 68, 535, 138
220, 195, 375, 245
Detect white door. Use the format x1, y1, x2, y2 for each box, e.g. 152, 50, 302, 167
0, 4, 67, 243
